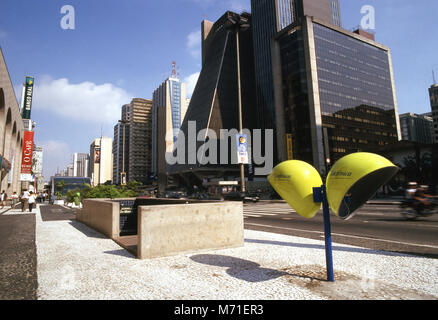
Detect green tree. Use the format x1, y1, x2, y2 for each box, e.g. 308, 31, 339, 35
55, 180, 66, 194
80, 181, 141, 200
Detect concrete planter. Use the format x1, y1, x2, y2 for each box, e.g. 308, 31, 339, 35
137, 202, 244, 259
77, 198, 244, 259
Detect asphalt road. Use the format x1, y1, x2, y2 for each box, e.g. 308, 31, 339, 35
243, 202, 438, 259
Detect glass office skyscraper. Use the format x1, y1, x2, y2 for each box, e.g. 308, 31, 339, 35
152, 76, 188, 193
272, 16, 401, 174
169, 79, 183, 142
277, 0, 295, 31
400, 113, 434, 145
251, 0, 278, 132
251, 0, 342, 166
276, 0, 341, 30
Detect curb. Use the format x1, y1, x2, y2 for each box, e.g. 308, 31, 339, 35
0, 207, 12, 215
258, 200, 403, 205
366, 201, 403, 205
0, 204, 21, 215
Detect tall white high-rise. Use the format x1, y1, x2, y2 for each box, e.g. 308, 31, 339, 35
73, 153, 90, 177
152, 69, 188, 191
89, 137, 113, 186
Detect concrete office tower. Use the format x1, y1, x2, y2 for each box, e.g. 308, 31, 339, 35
0, 47, 25, 195
127, 98, 153, 184
113, 104, 132, 185
66, 163, 74, 177
89, 136, 113, 186
271, 15, 401, 175
113, 99, 153, 185
113, 124, 121, 184
168, 11, 258, 190
400, 113, 434, 145
73, 153, 90, 177
113, 121, 129, 185
152, 74, 188, 191
429, 83, 438, 143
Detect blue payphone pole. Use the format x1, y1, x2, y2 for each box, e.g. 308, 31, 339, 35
313, 185, 335, 282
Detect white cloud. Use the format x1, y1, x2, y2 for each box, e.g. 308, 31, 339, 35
33, 76, 133, 125
187, 30, 202, 60
184, 72, 200, 97
40, 140, 72, 178
42, 140, 71, 154
228, 0, 250, 12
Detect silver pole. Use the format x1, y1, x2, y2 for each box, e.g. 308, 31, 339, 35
236, 30, 246, 193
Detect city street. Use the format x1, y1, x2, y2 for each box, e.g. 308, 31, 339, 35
244, 202, 438, 259
2, 202, 438, 301
31, 202, 438, 260
34, 202, 438, 260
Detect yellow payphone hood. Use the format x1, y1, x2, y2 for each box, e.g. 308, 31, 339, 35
326, 153, 399, 219
268, 160, 322, 218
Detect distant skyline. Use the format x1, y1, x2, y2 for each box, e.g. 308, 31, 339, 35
0, 0, 437, 178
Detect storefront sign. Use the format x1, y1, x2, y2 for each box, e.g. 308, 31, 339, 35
20, 131, 34, 180
22, 76, 34, 120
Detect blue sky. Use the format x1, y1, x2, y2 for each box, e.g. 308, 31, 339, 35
0, 0, 437, 179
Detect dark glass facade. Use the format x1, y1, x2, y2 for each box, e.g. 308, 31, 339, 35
113, 122, 130, 185
429, 84, 438, 142
170, 79, 182, 142
400, 113, 434, 144
251, 0, 278, 131
277, 0, 295, 30
51, 177, 91, 197
278, 26, 314, 164
251, 0, 343, 168
313, 23, 398, 163
276, 19, 399, 171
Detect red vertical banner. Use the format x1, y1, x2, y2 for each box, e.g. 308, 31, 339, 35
20, 131, 34, 180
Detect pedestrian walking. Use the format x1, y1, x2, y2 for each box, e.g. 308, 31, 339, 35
21, 189, 30, 212
0, 190, 7, 209
28, 191, 36, 212
10, 192, 19, 207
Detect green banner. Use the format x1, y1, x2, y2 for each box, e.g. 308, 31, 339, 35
22, 76, 34, 119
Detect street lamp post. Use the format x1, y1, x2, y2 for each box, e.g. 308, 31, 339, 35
225, 12, 250, 193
